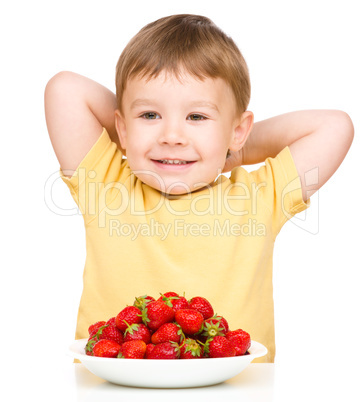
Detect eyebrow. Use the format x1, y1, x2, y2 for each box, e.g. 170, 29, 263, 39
130, 98, 219, 113
130, 98, 157, 110
188, 101, 219, 113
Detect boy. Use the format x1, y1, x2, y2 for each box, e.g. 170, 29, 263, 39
44, 14, 353, 362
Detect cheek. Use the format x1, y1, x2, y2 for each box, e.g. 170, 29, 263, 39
202, 131, 229, 157
125, 125, 149, 151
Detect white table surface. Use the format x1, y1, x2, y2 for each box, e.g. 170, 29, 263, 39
68, 360, 275, 402
5, 354, 362, 402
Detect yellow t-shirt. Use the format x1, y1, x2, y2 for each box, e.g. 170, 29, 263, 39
60, 128, 309, 362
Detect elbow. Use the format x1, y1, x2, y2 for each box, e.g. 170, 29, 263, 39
44, 71, 77, 97
323, 110, 354, 155
45, 71, 66, 98
332, 110, 354, 148
44, 71, 81, 114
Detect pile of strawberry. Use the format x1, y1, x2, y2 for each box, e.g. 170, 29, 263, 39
85, 292, 251, 359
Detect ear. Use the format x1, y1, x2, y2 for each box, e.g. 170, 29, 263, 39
115, 109, 127, 150
228, 111, 254, 152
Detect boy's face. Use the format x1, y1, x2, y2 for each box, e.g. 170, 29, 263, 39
116, 71, 253, 195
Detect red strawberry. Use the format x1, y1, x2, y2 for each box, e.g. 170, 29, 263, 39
205, 336, 236, 358
201, 315, 229, 339
88, 321, 106, 337
97, 324, 124, 345
158, 292, 179, 302
118, 340, 147, 359
141, 300, 175, 331
106, 317, 116, 326
158, 292, 189, 311
86, 322, 123, 354
175, 309, 204, 335
180, 338, 203, 359
85, 335, 98, 355
123, 323, 151, 344
188, 296, 214, 320
115, 306, 142, 332
134, 295, 156, 310
147, 341, 180, 359
225, 329, 251, 356
92, 339, 122, 358
151, 323, 183, 344
171, 297, 189, 311
145, 343, 155, 358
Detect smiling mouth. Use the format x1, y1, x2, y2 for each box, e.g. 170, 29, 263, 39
153, 159, 194, 165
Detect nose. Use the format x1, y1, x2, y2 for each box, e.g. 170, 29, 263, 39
158, 121, 188, 146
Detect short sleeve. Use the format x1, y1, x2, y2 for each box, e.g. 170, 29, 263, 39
230, 146, 310, 238
274, 146, 310, 216
59, 128, 128, 224
256, 146, 310, 236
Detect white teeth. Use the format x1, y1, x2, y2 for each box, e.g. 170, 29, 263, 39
160, 159, 188, 165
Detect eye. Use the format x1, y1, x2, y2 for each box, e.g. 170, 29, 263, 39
188, 114, 207, 121
140, 112, 160, 120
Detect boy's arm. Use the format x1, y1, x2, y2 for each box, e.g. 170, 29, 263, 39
44, 71, 121, 177
226, 110, 354, 202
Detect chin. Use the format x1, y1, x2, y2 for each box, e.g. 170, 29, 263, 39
142, 179, 202, 196
162, 182, 214, 196
134, 171, 214, 195
163, 186, 192, 196
158, 183, 193, 196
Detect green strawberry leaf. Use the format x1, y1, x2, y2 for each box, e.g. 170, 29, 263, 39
94, 324, 109, 339
124, 323, 139, 336
203, 339, 211, 356
141, 308, 150, 324
85, 337, 97, 353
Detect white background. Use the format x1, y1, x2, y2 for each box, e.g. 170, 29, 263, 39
1, 0, 361, 400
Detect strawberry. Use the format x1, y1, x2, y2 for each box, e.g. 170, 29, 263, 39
115, 306, 142, 332
151, 323, 183, 344
158, 292, 189, 311
85, 323, 123, 355
141, 300, 175, 331
88, 321, 106, 337
180, 338, 203, 359
204, 336, 236, 358
134, 295, 155, 310
225, 329, 251, 356
97, 324, 124, 345
145, 343, 155, 358
118, 340, 147, 359
171, 297, 189, 311
188, 296, 214, 320
123, 323, 151, 344
158, 292, 179, 303
85, 335, 98, 355
92, 339, 122, 358
147, 341, 180, 359
201, 315, 229, 339
106, 317, 116, 326
175, 309, 204, 335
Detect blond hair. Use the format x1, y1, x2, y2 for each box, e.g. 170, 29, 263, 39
115, 14, 250, 115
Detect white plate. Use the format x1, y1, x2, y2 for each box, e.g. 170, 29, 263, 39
68, 338, 267, 388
